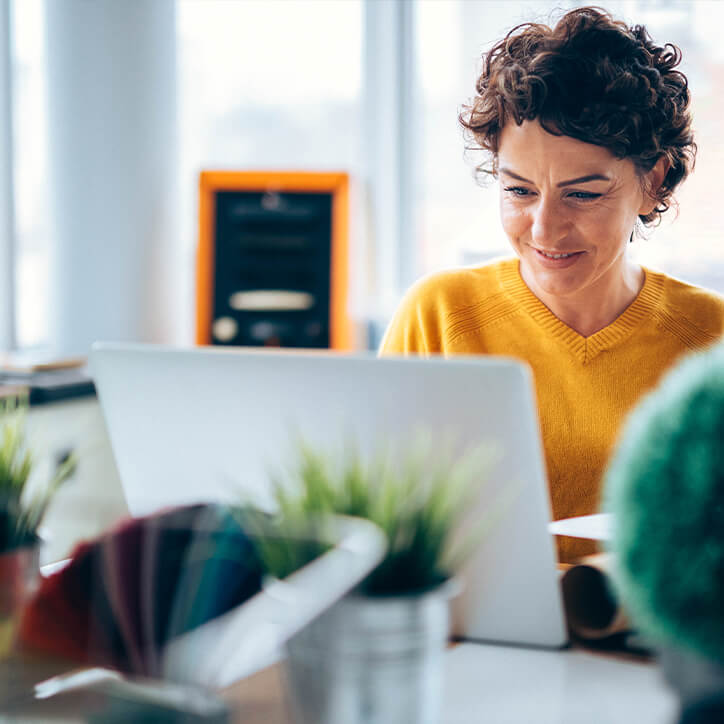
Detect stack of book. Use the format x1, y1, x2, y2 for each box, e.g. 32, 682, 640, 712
0, 354, 94, 404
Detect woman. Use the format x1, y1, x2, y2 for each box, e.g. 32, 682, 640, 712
380, 6, 724, 560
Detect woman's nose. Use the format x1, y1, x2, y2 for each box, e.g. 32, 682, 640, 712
530, 198, 568, 247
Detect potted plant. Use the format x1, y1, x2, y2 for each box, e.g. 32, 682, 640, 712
253, 437, 493, 724
0, 393, 76, 657
604, 344, 724, 714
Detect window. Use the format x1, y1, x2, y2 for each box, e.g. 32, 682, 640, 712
7, 0, 363, 352
414, 0, 724, 291
8, 1, 721, 353
11, 0, 48, 349
176, 0, 363, 338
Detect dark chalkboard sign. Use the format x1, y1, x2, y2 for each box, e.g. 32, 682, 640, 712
196, 172, 351, 350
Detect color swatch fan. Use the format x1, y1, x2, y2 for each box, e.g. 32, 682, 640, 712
18, 504, 385, 687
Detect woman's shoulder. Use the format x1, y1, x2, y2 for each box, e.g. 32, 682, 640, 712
379, 258, 515, 355
647, 267, 724, 338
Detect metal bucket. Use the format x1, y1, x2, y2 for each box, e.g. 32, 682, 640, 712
0, 542, 40, 658
284, 581, 456, 724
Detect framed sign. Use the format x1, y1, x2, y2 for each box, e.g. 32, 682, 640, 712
196, 171, 351, 350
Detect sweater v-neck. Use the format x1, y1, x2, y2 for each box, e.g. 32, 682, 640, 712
497, 257, 664, 364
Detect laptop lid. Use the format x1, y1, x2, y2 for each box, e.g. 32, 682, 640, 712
90, 343, 567, 648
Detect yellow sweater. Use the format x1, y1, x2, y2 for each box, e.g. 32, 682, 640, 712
380, 257, 724, 560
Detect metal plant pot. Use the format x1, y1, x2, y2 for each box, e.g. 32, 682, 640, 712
284, 581, 456, 724
0, 541, 40, 659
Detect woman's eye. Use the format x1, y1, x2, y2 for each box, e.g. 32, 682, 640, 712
503, 186, 532, 197
568, 191, 602, 200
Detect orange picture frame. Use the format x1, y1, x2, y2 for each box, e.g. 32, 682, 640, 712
196, 170, 351, 350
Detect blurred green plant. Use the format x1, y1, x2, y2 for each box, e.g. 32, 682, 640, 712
605, 343, 724, 664
252, 436, 497, 596
0, 394, 77, 553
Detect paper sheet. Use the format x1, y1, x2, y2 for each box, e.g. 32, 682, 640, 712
548, 513, 612, 541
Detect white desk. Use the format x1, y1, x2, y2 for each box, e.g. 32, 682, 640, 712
444, 644, 677, 724
11, 401, 678, 722
2, 642, 679, 722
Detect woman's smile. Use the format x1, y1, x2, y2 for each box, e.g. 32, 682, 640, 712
531, 247, 586, 268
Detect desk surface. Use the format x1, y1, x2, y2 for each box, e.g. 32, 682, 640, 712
2, 643, 678, 723
443, 644, 677, 724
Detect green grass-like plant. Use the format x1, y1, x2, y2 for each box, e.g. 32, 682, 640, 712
0, 394, 77, 553
254, 437, 495, 596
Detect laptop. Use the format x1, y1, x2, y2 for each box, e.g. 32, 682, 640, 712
90, 342, 568, 649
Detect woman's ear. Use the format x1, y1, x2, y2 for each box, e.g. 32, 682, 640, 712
639, 156, 670, 215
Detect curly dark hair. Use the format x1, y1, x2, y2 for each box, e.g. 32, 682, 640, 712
458, 6, 696, 226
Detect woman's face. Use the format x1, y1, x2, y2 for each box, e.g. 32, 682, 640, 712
497, 120, 657, 302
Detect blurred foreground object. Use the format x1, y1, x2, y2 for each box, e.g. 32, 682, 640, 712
0, 394, 77, 552
605, 344, 724, 716
0, 393, 76, 658
29, 667, 231, 723
17, 504, 384, 691
18, 504, 264, 676
258, 439, 493, 594
254, 439, 494, 724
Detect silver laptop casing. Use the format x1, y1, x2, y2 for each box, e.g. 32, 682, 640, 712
91, 343, 567, 648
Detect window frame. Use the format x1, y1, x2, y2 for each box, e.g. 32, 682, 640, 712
362, 0, 419, 320
0, 0, 16, 352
